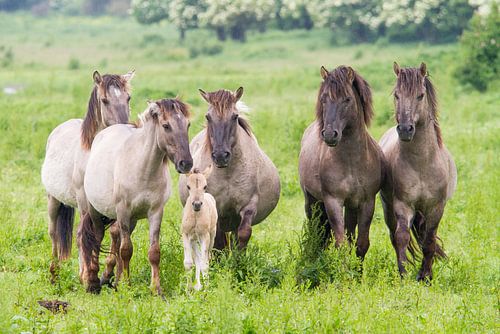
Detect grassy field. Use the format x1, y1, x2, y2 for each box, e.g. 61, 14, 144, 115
0, 13, 498, 333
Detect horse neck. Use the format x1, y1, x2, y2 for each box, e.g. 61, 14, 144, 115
228, 126, 253, 168
338, 116, 370, 152
400, 117, 440, 162
135, 122, 167, 177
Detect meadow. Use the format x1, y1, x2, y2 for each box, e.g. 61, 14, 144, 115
0, 13, 498, 333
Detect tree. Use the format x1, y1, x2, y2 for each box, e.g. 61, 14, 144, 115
199, 0, 275, 42
456, 2, 499, 91
132, 0, 204, 40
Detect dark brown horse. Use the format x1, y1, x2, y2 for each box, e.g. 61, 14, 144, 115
299, 66, 385, 259
380, 62, 457, 281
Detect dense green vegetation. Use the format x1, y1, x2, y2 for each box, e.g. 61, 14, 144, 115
0, 14, 498, 333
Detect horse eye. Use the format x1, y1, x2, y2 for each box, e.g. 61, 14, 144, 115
232, 114, 239, 121
101, 98, 109, 105
345, 97, 351, 103
187, 122, 191, 129
205, 114, 211, 122
204, 185, 207, 190
163, 123, 170, 130
417, 93, 424, 101
394, 94, 399, 100
127, 95, 131, 102
187, 185, 190, 190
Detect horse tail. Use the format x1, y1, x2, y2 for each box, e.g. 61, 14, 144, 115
56, 204, 75, 260
78, 212, 99, 269
409, 212, 447, 263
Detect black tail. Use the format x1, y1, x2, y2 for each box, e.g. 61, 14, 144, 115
56, 204, 75, 260
408, 212, 447, 263
78, 212, 99, 269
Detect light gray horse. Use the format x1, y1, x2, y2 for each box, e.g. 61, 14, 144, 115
41, 70, 134, 282
179, 88, 280, 249
380, 62, 457, 281
80, 98, 193, 294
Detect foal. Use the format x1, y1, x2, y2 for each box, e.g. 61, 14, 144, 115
182, 166, 217, 291
380, 62, 457, 281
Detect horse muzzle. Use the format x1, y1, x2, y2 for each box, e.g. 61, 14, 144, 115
211, 151, 231, 168
396, 124, 415, 142
192, 201, 202, 212
176, 159, 193, 174
321, 129, 340, 147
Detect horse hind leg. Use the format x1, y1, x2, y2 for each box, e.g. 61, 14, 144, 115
47, 195, 61, 283
417, 205, 445, 282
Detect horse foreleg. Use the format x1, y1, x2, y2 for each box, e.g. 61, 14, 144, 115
47, 195, 60, 283
324, 196, 345, 247
355, 199, 375, 261
344, 207, 358, 245
148, 211, 163, 295
182, 233, 194, 290
238, 196, 258, 250
393, 199, 413, 277
417, 204, 445, 282
116, 209, 133, 287
101, 222, 120, 287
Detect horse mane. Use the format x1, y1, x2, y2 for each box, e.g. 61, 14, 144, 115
81, 74, 130, 150
204, 89, 252, 135
136, 98, 191, 127
395, 67, 442, 147
315, 66, 373, 131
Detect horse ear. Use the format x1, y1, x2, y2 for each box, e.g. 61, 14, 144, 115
148, 102, 160, 118
393, 62, 400, 76
202, 164, 213, 179
122, 69, 135, 82
320, 66, 329, 80
234, 87, 244, 101
346, 66, 355, 83
199, 89, 209, 103
93, 70, 102, 85
419, 62, 427, 77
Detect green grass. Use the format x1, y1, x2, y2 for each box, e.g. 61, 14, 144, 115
0, 13, 499, 333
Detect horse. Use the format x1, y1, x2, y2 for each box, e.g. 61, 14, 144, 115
80, 98, 193, 294
182, 166, 218, 291
299, 66, 385, 260
379, 62, 457, 281
41, 70, 134, 282
179, 88, 280, 250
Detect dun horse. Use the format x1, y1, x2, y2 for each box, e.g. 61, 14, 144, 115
299, 66, 385, 259
182, 166, 218, 291
380, 62, 457, 281
41, 70, 134, 282
80, 98, 193, 294
179, 88, 280, 249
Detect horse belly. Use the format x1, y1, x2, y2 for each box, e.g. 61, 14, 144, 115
84, 126, 132, 219
41, 119, 82, 207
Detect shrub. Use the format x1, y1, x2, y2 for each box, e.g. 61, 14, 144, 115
67, 57, 80, 70
455, 3, 499, 91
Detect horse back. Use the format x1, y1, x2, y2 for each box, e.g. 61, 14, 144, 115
41, 119, 83, 207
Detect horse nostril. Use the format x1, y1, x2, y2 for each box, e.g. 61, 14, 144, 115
332, 130, 339, 139
211, 152, 216, 159
321, 130, 326, 138
396, 125, 402, 132
408, 125, 414, 132
223, 151, 230, 159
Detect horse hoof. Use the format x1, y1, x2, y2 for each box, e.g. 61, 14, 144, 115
86, 281, 101, 294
